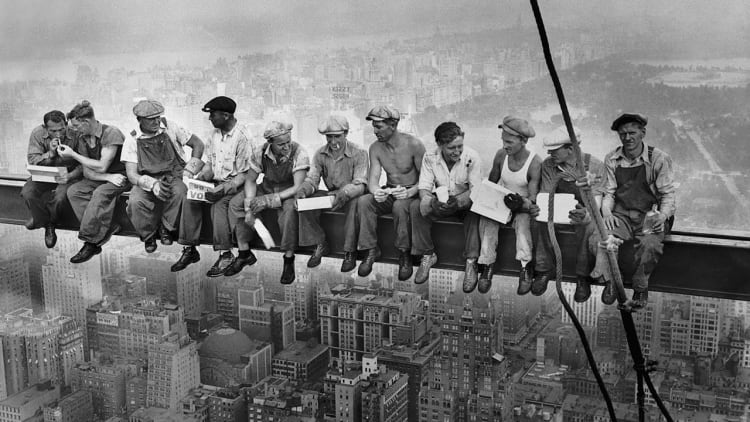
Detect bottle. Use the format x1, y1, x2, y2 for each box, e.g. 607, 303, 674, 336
642, 204, 661, 234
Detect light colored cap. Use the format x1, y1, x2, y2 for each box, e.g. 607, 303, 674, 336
499, 116, 535, 138
132, 99, 164, 119
543, 126, 581, 151
263, 120, 293, 140
366, 105, 400, 122
318, 115, 349, 135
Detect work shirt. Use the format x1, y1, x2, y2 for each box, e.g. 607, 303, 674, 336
75, 121, 126, 175
305, 141, 368, 192
418, 146, 481, 196
27, 125, 80, 171
202, 123, 254, 183
602, 143, 676, 218
248, 142, 310, 176
540, 153, 606, 198
121, 118, 192, 164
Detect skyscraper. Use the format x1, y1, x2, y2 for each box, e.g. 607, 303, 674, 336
146, 335, 200, 410
129, 250, 205, 317
0, 258, 31, 315
238, 285, 295, 353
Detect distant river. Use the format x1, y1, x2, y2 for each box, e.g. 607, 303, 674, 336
628, 57, 750, 70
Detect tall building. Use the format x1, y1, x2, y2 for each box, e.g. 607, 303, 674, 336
689, 296, 722, 356
129, 251, 205, 317
238, 286, 295, 353
85, 296, 186, 360
360, 369, 409, 422
0, 309, 84, 400
560, 283, 604, 328
271, 340, 329, 385
319, 285, 426, 368
198, 326, 272, 387
0, 258, 31, 314
427, 269, 458, 321
284, 272, 316, 322
42, 249, 102, 340
424, 291, 511, 422
125, 376, 147, 417
146, 335, 200, 411
70, 362, 126, 421
0, 382, 60, 422
491, 277, 540, 346
207, 388, 245, 422
595, 307, 627, 352
43, 389, 94, 422
334, 371, 363, 422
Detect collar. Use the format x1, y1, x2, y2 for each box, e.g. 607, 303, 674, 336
613, 142, 651, 163
135, 120, 167, 139
321, 141, 353, 158
90, 120, 104, 139
434, 147, 468, 168
264, 143, 292, 163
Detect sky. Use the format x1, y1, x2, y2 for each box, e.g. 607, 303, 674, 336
1, 0, 747, 61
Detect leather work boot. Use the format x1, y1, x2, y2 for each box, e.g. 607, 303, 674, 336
630, 291, 649, 310
601, 280, 617, 305
341, 252, 357, 273
159, 225, 173, 245
70, 242, 102, 264
462, 259, 479, 293
44, 225, 57, 249
280, 255, 296, 284
414, 252, 437, 285
530, 270, 552, 296
478, 263, 495, 294
223, 251, 257, 277
358, 247, 381, 277
144, 235, 157, 253
397, 249, 414, 281
170, 246, 200, 272
307, 242, 329, 268
574, 276, 592, 302
207, 251, 235, 277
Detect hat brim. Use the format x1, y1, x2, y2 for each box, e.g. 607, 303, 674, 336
543, 144, 568, 151
500, 124, 523, 137
319, 130, 346, 135
366, 115, 386, 121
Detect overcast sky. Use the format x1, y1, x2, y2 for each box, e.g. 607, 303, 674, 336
0, 0, 747, 61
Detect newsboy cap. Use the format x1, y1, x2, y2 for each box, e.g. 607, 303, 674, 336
611, 113, 648, 131
132, 99, 164, 119
318, 115, 349, 135
499, 116, 535, 138
543, 126, 581, 151
202, 96, 237, 114
263, 120, 294, 140
366, 105, 400, 122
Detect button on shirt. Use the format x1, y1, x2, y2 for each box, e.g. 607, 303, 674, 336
306, 141, 368, 191
418, 146, 481, 196
248, 142, 311, 175
120, 118, 193, 164
202, 123, 254, 183
603, 143, 676, 218
27, 125, 79, 170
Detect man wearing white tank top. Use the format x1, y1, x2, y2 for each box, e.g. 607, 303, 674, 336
477, 116, 542, 294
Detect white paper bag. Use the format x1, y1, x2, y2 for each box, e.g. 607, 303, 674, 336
535, 193, 578, 224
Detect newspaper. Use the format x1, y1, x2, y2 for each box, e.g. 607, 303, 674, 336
469, 179, 514, 224
186, 179, 216, 202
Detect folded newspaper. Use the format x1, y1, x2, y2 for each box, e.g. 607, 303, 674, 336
186, 179, 215, 202
470, 179, 514, 224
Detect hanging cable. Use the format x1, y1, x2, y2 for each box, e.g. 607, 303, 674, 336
528, 1, 674, 421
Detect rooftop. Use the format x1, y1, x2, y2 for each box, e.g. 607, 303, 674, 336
273, 340, 328, 363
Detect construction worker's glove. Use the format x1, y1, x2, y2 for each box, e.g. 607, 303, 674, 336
504, 193, 525, 212
329, 190, 349, 211
249, 193, 282, 214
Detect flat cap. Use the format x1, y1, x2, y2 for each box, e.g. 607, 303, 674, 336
318, 115, 349, 135
366, 105, 400, 122
499, 116, 535, 138
611, 113, 647, 131
202, 96, 236, 114
263, 120, 293, 140
132, 99, 164, 119
543, 126, 581, 151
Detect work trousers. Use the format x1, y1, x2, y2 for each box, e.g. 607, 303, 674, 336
409, 202, 480, 258
180, 191, 242, 251
478, 213, 532, 266
298, 190, 359, 252
67, 178, 130, 244
126, 180, 187, 241
356, 194, 416, 252
231, 186, 299, 252
588, 211, 665, 293
535, 221, 595, 277
21, 179, 75, 228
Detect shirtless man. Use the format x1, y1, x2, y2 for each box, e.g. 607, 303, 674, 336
477, 116, 542, 294
356, 105, 426, 281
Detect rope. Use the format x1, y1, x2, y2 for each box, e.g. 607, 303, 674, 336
529, 1, 673, 421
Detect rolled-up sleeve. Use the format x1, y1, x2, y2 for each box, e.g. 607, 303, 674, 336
233, 135, 252, 174
305, 153, 323, 190
602, 153, 618, 203
120, 136, 138, 164
248, 144, 264, 174
351, 149, 369, 186
292, 146, 311, 173
418, 154, 436, 191
653, 152, 676, 218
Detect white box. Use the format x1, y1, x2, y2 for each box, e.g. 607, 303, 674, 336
186, 179, 215, 202
27, 164, 68, 183
470, 179, 514, 224
296, 195, 334, 211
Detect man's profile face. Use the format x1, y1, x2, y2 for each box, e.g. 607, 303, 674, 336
617, 122, 645, 156
501, 131, 526, 156
372, 120, 395, 142
45, 121, 66, 140
208, 111, 229, 129
549, 145, 572, 165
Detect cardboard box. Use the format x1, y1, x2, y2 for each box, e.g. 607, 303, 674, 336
296, 195, 334, 211
186, 179, 215, 202
27, 165, 68, 184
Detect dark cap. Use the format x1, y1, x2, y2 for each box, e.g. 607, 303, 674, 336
611, 113, 647, 131
202, 96, 237, 114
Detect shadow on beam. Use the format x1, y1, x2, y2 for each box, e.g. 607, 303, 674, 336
1, 176, 749, 302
